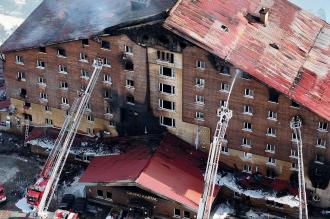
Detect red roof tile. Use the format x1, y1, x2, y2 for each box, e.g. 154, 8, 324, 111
80, 134, 211, 211
164, 0, 330, 120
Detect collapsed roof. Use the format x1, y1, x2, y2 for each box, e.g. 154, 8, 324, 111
164, 0, 330, 121
80, 134, 211, 211
0, 0, 177, 52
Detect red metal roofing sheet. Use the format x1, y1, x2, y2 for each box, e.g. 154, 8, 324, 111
80, 134, 212, 211
164, 0, 330, 120
80, 146, 151, 183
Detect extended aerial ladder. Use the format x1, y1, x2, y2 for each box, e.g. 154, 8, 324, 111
197, 72, 238, 219
27, 59, 103, 219
290, 117, 308, 219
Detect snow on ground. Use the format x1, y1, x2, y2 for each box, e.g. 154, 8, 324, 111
212, 202, 235, 219
0, 14, 23, 31
15, 197, 33, 213
60, 175, 85, 198
216, 173, 299, 208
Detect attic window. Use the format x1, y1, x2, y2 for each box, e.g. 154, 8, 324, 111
270, 43, 279, 50
39, 47, 46, 53
101, 40, 111, 50
268, 88, 279, 103
291, 101, 300, 108
57, 48, 66, 57
82, 39, 89, 46
221, 24, 229, 32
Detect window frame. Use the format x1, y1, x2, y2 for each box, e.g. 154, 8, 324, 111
160, 116, 176, 128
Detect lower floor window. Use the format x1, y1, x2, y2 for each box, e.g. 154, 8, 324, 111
174, 208, 180, 217
160, 116, 175, 128
45, 118, 53, 125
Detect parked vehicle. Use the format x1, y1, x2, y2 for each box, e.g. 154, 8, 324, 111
58, 194, 75, 211
72, 198, 87, 215
0, 184, 6, 203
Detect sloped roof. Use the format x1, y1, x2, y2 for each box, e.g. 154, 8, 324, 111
0, 0, 177, 52
80, 134, 209, 211
164, 0, 330, 121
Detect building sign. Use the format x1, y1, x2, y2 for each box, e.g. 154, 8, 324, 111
126, 191, 158, 202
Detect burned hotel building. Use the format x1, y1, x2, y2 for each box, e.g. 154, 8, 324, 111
0, 0, 330, 214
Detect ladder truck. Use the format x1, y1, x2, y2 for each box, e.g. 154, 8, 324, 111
197, 72, 238, 219
290, 116, 308, 219
26, 59, 104, 219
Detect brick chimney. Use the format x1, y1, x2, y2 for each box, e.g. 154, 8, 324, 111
259, 7, 270, 26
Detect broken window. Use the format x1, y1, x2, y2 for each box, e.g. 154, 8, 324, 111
291, 100, 300, 108
173, 209, 180, 217
318, 122, 328, 132
290, 149, 297, 157
97, 190, 103, 197
316, 138, 326, 148
106, 192, 112, 200
159, 99, 175, 111
195, 112, 204, 120
103, 90, 110, 99
44, 106, 51, 111
39, 47, 46, 53
80, 69, 89, 78
45, 118, 53, 125
292, 132, 299, 142
126, 79, 134, 88
267, 111, 277, 120
243, 164, 252, 172
160, 116, 175, 128
266, 144, 275, 152
125, 59, 134, 71
61, 97, 68, 104
243, 122, 252, 131
242, 138, 251, 147
221, 146, 229, 153
125, 45, 133, 54
183, 211, 190, 219
243, 105, 253, 115
39, 92, 48, 99
87, 115, 94, 122
196, 60, 206, 69
79, 53, 88, 62
24, 113, 32, 121
195, 95, 205, 104
58, 65, 67, 73
267, 157, 276, 164
37, 60, 45, 68
220, 82, 230, 92
159, 83, 175, 95
126, 95, 135, 104
101, 40, 111, 50
160, 66, 175, 78
268, 88, 279, 103
82, 39, 89, 46
103, 58, 111, 67
157, 50, 174, 63
57, 48, 66, 57
195, 78, 205, 87
266, 169, 275, 178
244, 88, 254, 98
19, 88, 27, 98
59, 81, 68, 89
38, 77, 45, 84
241, 71, 251, 79
17, 72, 25, 81
15, 55, 24, 64
266, 128, 276, 137
220, 65, 230, 75
291, 162, 297, 170
103, 74, 112, 83
219, 100, 227, 107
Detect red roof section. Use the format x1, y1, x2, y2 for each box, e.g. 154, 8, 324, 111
80, 134, 209, 211
164, 0, 330, 121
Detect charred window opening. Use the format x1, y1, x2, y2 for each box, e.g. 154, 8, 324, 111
157, 51, 174, 63
208, 54, 232, 74
268, 88, 279, 103
291, 100, 300, 108
309, 162, 330, 189
241, 71, 251, 79
101, 40, 111, 50
126, 95, 135, 104
39, 47, 46, 53
221, 24, 229, 32
160, 66, 175, 78
125, 59, 134, 71
24, 113, 32, 121
220, 65, 230, 75
82, 39, 89, 46
20, 88, 27, 98
57, 48, 66, 57
270, 43, 279, 50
